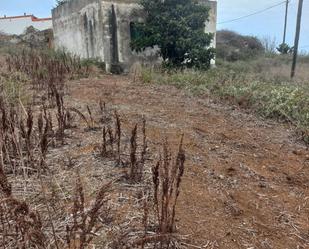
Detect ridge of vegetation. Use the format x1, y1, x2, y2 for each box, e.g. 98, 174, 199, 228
139, 54, 309, 144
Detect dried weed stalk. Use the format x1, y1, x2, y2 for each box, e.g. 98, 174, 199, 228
0, 153, 46, 249
66, 173, 112, 249
151, 136, 185, 245
127, 119, 148, 183
114, 111, 121, 164
69, 107, 95, 130
129, 124, 139, 182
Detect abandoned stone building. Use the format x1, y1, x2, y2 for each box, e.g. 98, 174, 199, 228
52, 0, 217, 73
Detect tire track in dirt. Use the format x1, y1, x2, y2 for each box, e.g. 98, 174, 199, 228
68, 75, 309, 248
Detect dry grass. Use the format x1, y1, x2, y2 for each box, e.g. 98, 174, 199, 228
139, 55, 309, 143
0, 152, 46, 248
0, 50, 187, 248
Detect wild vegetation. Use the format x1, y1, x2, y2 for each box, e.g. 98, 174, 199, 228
216, 30, 264, 61
0, 49, 187, 248
139, 38, 309, 144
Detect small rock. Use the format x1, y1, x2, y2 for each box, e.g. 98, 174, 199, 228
292, 150, 303, 156
258, 181, 267, 188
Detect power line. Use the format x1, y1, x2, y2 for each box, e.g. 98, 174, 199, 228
218, 1, 287, 25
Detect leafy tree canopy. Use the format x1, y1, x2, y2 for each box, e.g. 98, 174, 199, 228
277, 43, 294, 55
131, 0, 215, 69
56, 0, 68, 7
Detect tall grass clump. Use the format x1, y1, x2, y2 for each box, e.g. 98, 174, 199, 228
0, 71, 29, 104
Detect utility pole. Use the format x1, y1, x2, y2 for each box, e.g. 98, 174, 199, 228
283, 0, 289, 44
291, 0, 304, 78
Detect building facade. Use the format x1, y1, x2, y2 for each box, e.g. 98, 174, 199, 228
52, 0, 217, 73
0, 14, 52, 35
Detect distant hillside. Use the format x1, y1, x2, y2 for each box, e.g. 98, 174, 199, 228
216, 30, 264, 61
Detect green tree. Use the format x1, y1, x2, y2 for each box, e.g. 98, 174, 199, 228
131, 0, 215, 69
56, 0, 68, 7
277, 43, 293, 54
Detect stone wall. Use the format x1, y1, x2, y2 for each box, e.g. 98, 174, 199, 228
52, 0, 104, 59
204, 0, 217, 49
100, 1, 160, 72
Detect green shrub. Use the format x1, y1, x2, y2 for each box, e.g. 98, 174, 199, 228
277, 43, 293, 54
216, 30, 264, 61
140, 68, 153, 84
81, 58, 106, 71
131, 0, 215, 69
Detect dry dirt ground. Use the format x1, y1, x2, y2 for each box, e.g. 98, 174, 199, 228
64, 74, 309, 249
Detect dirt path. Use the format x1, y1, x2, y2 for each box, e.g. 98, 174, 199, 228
68, 75, 309, 249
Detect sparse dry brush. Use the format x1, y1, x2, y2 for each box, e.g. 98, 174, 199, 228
66, 173, 112, 249
0, 50, 187, 249
5, 49, 88, 109
0, 161, 113, 249
0, 50, 110, 248
0, 98, 51, 176
111, 137, 186, 249
97, 110, 148, 183
153, 136, 185, 235
0, 150, 46, 249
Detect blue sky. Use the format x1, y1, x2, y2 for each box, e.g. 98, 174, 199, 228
218, 0, 309, 52
0, 0, 308, 51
